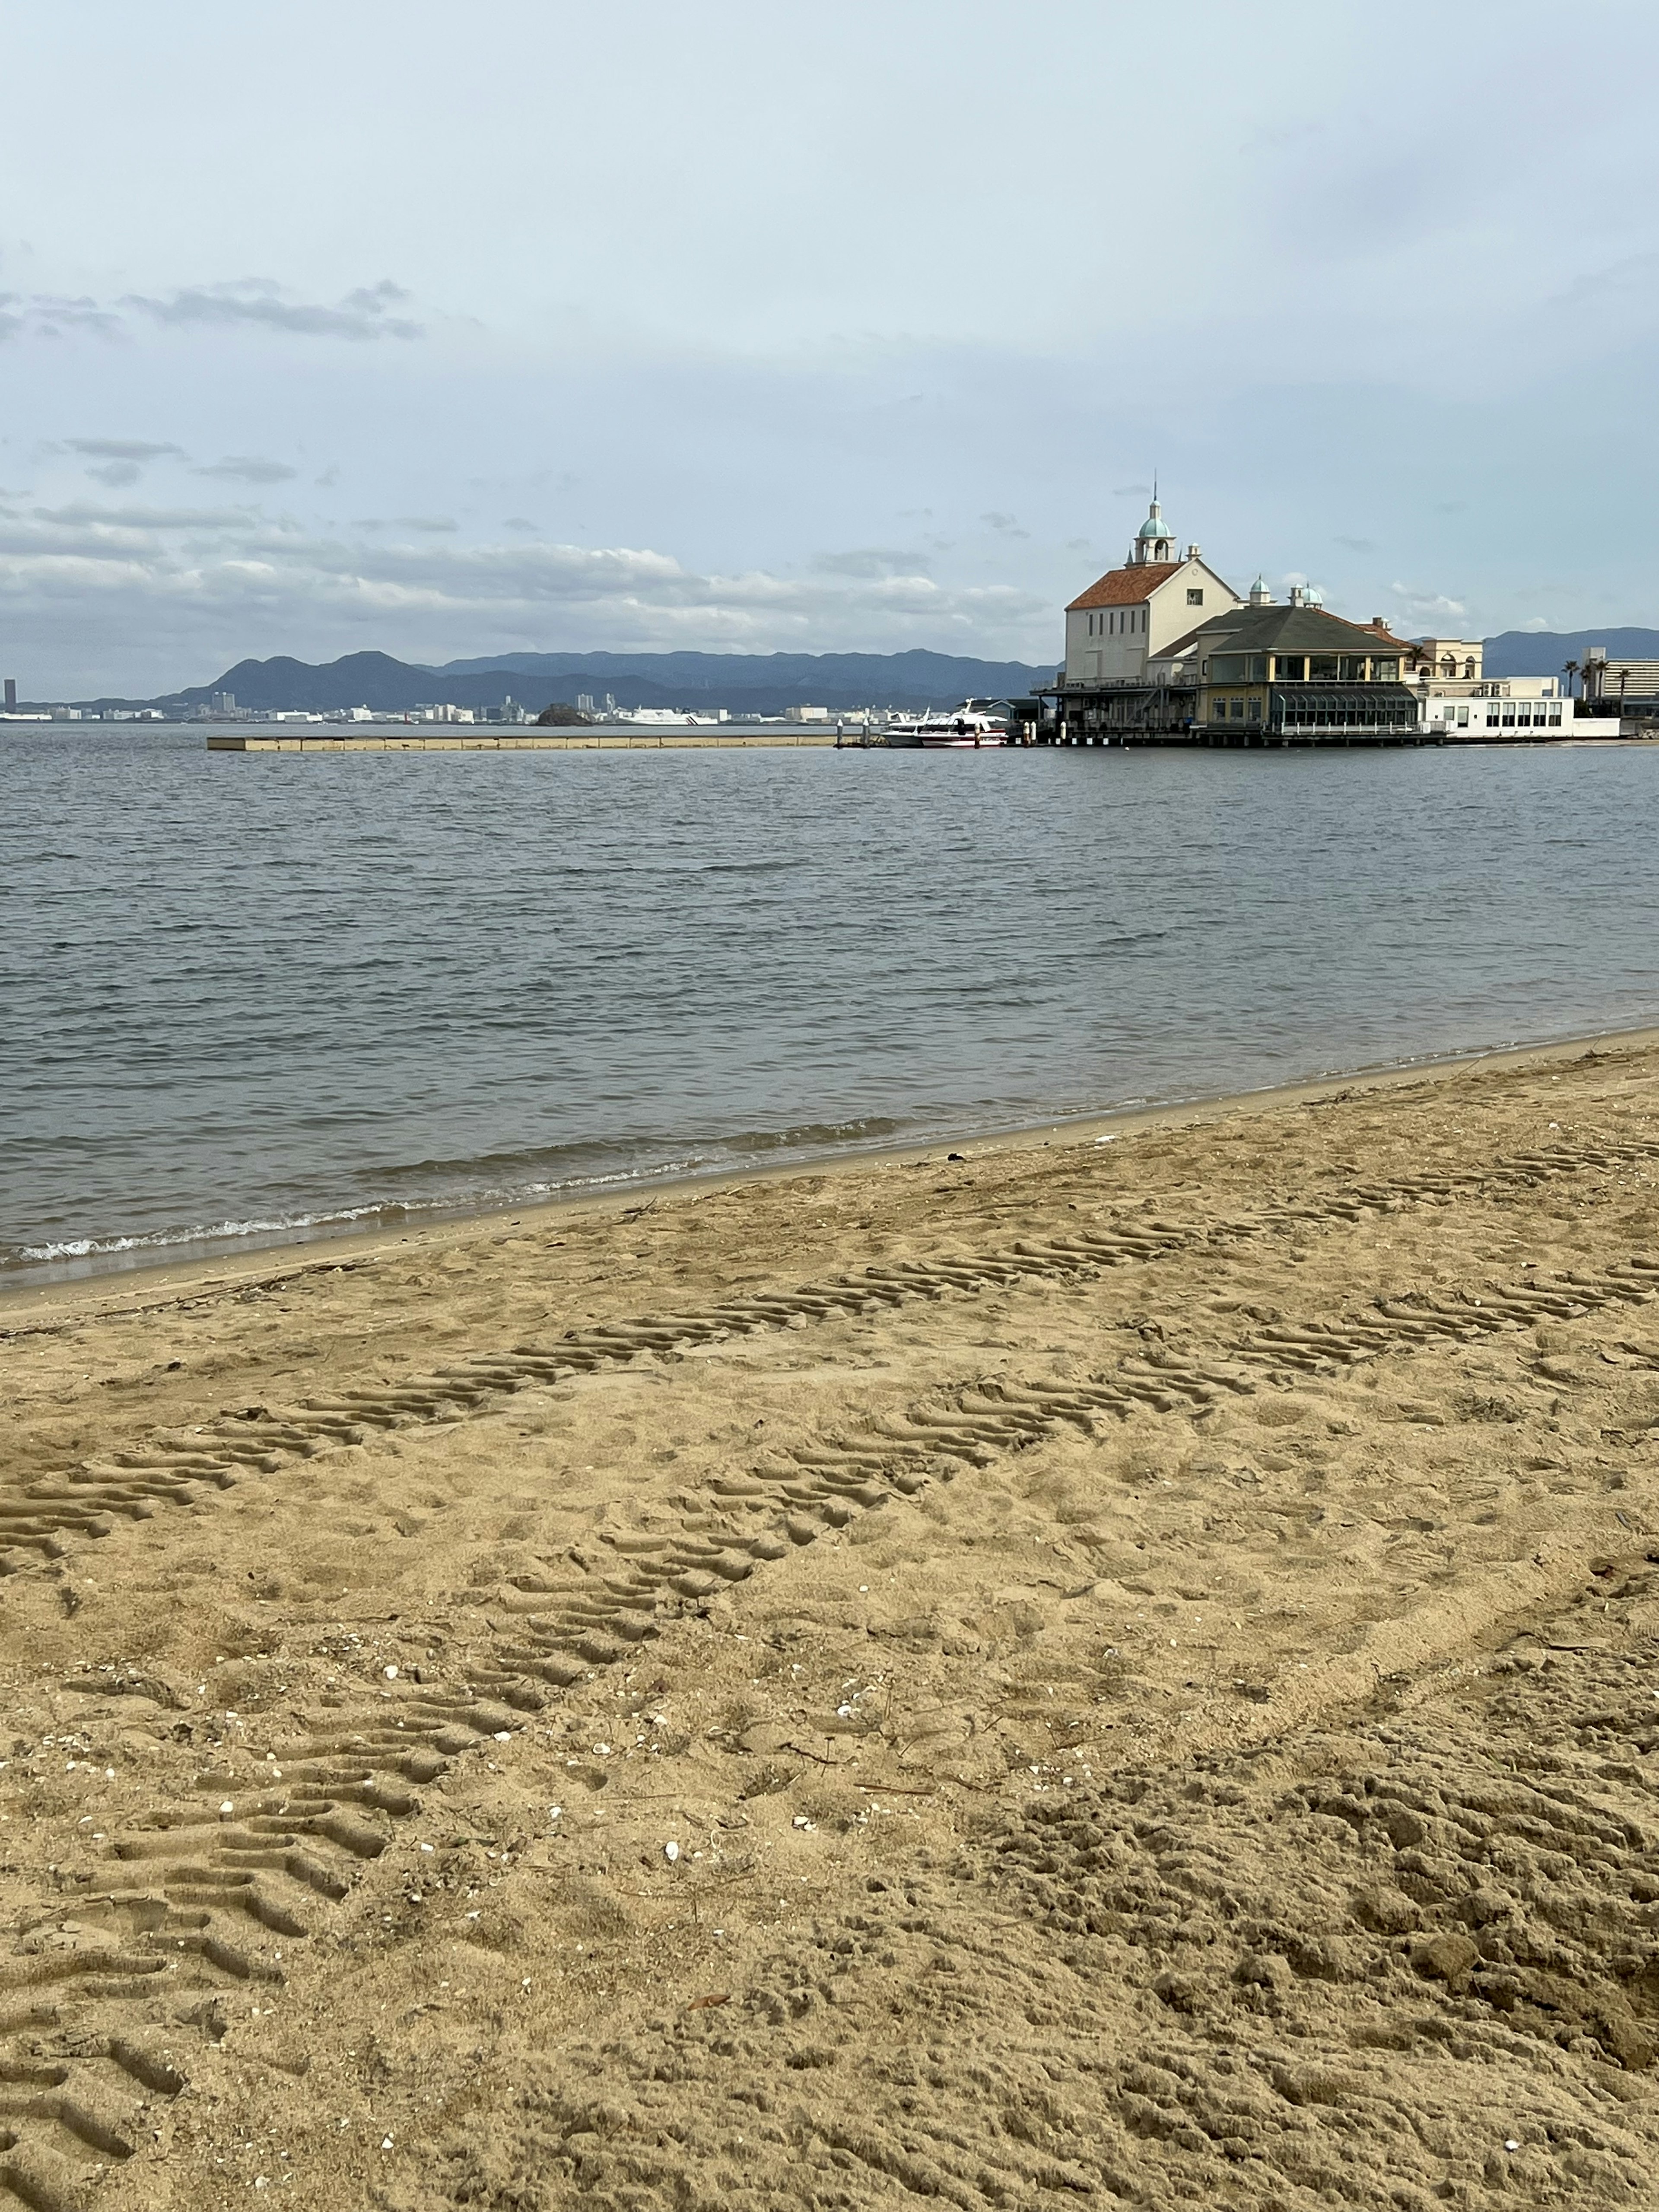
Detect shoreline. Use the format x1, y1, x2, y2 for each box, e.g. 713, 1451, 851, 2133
9, 1010, 1659, 1327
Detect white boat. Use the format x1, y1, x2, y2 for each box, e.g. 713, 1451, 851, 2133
885, 701, 1009, 749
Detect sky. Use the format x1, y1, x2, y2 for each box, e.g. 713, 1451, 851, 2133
5, 0, 1659, 696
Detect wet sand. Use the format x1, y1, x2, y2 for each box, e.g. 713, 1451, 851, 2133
3, 1035, 1659, 2209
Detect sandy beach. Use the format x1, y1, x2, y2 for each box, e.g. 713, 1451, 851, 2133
3, 1034, 1659, 2209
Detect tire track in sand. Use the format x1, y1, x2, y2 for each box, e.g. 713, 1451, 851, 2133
6, 1131, 1659, 1582
3, 1252, 1656, 2203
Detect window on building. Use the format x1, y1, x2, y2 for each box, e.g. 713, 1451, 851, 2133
1230, 697, 1245, 719
1275, 655, 1305, 681
1308, 656, 1338, 680
1187, 588, 1204, 605
1371, 658, 1398, 680
1247, 697, 1262, 721
1338, 656, 1365, 682
1211, 697, 1227, 721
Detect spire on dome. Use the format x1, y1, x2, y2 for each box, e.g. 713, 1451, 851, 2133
1130, 487, 1178, 566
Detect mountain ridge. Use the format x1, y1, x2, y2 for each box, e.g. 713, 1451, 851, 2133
57, 647, 1056, 717
1482, 628, 1659, 678
37, 629, 1659, 715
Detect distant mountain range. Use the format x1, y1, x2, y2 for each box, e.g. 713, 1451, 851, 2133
34, 629, 1659, 718
1483, 629, 1659, 678
56, 648, 1058, 718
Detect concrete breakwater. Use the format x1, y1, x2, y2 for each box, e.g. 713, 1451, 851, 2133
207, 726, 852, 752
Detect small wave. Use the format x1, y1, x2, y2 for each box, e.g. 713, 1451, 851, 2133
0, 1115, 923, 1281
363, 1116, 910, 1189
6, 1203, 408, 1271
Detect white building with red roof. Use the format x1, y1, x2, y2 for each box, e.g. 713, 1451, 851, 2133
1063, 497, 1242, 688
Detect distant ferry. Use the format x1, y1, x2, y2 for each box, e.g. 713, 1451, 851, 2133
885, 700, 1009, 749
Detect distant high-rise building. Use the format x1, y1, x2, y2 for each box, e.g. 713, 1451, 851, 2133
577, 693, 594, 712
210, 690, 237, 714
3, 679, 15, 710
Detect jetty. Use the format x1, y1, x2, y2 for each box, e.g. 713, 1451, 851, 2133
206, 727, 845, 753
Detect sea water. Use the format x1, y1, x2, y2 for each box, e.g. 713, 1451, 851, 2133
4, 724, 1657, 1280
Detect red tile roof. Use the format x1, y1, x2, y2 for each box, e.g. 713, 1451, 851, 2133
1066, 562, 1182, 613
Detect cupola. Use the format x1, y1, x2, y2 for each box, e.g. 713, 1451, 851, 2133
1129, 496, 1177, 565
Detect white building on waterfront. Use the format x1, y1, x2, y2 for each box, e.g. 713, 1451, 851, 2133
1063, 497, 1242, 687
1419, 676, 1572, 736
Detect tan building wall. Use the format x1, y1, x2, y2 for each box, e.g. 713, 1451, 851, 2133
1404, 636, 1483, 682
1064, 556, 1240, 686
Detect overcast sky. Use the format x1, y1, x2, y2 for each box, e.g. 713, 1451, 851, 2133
4, 0, 1658, 694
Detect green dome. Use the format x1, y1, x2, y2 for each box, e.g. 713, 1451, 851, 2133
1138, 502, 1172, 540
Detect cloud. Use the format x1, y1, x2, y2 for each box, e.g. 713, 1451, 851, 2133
811, 547, 932, 579
65, 438, 184, 462
1390, 579, 1468, 625
1551, 250, 1659, 322
1521, 616, 1552, 632
125, 277, 423, 341
57, 437, 186, 489
1334, 534, 1376, 553
503, 516, 538, 533
0, 295, 125, 341
28, 502, 253, 531
196, 455, 299, 483
0, 279, 424, 349
0, 515, 1049, 687
353, 515, 458, 533
980, 511, 1030, 538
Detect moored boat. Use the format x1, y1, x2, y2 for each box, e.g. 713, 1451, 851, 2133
884, 701, 1009, 749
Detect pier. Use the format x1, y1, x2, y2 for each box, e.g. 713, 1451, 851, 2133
207, 727, 845, 753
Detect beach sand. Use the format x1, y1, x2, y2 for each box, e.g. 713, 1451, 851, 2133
3, 1036, 1659, 2209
